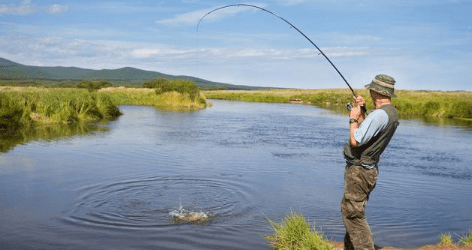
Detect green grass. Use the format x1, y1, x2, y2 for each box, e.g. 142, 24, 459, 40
459, 229, 472, 247
0, 87, 122, 129
265, 211, 334, 250
0, 81, 207, 128
439, 233, 454, 247
99, 86, 207, 111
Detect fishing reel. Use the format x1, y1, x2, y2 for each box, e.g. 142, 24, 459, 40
346, 102, 368, 113
346, 103, 353, 111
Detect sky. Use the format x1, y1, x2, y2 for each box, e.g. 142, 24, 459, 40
0, 0, 471, 90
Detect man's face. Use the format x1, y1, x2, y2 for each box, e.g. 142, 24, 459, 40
369, 89, 376, 102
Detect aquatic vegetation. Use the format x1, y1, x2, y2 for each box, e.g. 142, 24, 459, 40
265, 211, 334, 250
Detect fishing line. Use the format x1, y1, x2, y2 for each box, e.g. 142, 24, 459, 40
196, 3, 360, 98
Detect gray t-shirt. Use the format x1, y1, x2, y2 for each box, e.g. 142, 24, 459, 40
353, 109, 389, 146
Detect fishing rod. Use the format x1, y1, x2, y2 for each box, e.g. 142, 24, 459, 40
197, 3, 361, 100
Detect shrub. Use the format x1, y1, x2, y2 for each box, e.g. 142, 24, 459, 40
143, 78, 170, 88
154, 79, 201, 101
77, 80, 113, 92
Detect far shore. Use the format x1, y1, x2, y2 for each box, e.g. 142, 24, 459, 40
203, 89, 472, 125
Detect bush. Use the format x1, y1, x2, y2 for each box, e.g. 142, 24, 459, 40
143, 78, 170, 88
77, 80, 113, 92
153, 79, 201, 101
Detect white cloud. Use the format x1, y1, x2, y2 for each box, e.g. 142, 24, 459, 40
47, 4, 68, 14
0, 0, 68, 15
277, 0, 308, 6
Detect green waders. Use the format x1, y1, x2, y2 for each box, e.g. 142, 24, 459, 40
341, 165, 378, 250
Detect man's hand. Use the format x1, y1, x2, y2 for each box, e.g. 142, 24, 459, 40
350, 96, 366, 121
350, 105, 361, 120
353, 96, 365, 107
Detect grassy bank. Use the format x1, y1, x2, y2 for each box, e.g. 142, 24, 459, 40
99, 86, 207, 110
0, 83, 207, 129
266, 212, 472, 250
204, 89, 472, 121
0, 87, 121, 130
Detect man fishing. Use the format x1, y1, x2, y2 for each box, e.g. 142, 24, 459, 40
341, 74, 399, 250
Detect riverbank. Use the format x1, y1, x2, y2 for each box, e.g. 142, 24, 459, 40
329, 241, 472, 250
98, 86, 207, 110
0, 86, 208, 129
203, 89, 472, 122
266, 212, 472, 250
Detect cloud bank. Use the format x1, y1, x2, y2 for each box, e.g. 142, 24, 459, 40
0, 0, 68, 15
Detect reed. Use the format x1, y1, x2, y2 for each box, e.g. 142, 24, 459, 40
265, 211, 334, 250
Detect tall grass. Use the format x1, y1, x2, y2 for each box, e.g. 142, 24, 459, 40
459, 229, 472, 247
0, 87, 121, 129
265, 211, 334, 250
101, 85, 207, 111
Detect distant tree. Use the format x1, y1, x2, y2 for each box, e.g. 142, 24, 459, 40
143, 78, 170, 89
154, 79, 200, 101
77, 80, 113, 92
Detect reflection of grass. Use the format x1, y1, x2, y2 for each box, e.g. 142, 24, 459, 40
265, 211, 334, 250
204, 89, 472, 121
0, 122, 106, 153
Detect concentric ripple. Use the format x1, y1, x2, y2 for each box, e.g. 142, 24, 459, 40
61, 176, 255, 229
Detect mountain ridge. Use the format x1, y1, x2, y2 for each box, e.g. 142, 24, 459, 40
0, 57, 262, 90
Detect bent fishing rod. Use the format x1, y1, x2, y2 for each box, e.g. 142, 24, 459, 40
197, 4, 363, 102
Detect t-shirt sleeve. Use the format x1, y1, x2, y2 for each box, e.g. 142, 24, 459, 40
353, 109, 389, 146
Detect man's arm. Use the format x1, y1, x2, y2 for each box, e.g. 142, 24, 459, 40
349, 96, 366, 147
349, 106, 361, 147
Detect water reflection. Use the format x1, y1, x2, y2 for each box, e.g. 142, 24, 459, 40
399, 114, 472, 129
0, 122, 109, 153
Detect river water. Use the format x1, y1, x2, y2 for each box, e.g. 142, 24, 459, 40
1, 100, 471, 249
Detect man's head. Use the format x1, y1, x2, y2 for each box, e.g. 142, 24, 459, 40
365, 74, 397, 99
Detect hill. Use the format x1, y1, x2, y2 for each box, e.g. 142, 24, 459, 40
0, 57, 262, 90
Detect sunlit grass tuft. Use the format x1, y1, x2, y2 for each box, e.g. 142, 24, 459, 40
265, 211, 334, 250
459, 229, 472, 247
439, 233, 454, 247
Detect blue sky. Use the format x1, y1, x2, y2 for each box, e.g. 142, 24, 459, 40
1, 0, 471, 90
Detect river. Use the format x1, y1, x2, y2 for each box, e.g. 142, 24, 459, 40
1, 100, 471, 249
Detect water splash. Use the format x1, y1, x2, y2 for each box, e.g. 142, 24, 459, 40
169, 198, 211, 223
